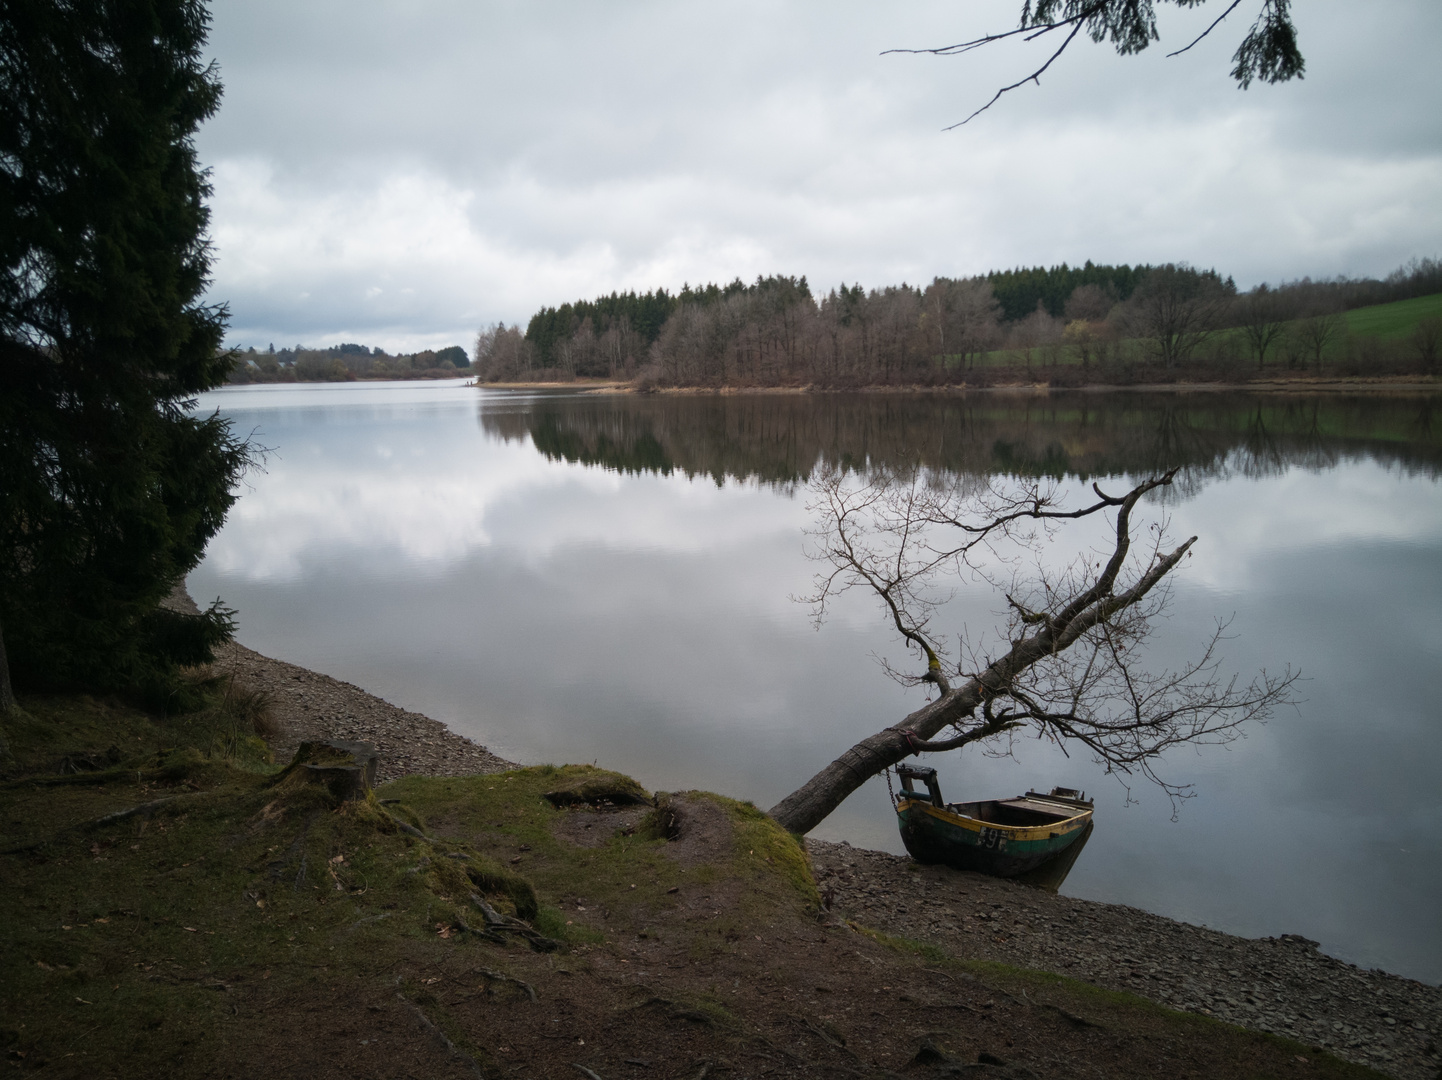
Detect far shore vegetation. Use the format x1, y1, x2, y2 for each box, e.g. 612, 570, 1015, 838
225, 342, 471, 384
473, 258, 1442, 390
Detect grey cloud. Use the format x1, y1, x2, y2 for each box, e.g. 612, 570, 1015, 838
197, 0, 1442, 350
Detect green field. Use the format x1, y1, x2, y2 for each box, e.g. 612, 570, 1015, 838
953, 290, 1442, 373
1344, 291, 1442, 338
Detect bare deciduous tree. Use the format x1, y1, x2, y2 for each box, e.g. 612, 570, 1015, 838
1238, 284, 1291, 369
1411, 317, 1442, 372
1292, 308, 1345, 372
1123, 264, 1232, 368
922, 277, 1003, 371
768, 467, 1295, 836
474, 323, 533, 382
1010, 304, 1063, 371
1064, 283, 1117, 323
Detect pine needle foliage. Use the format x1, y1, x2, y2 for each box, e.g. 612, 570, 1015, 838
0, 0, 248, 703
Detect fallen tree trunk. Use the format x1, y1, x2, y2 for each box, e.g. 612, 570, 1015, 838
768, 469, 1235, 836
766, 591, 1160, 835
767, 680, 985, 836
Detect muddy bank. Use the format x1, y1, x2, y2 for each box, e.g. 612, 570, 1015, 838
809, 840, 1442, 1080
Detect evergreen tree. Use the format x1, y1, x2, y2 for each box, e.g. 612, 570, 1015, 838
0, 0, 248, 702
987, 262, 1148, 322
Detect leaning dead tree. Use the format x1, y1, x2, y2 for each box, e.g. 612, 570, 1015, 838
768, 466, 1295, 836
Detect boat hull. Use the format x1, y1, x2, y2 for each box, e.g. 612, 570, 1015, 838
896, 798, 1092, 880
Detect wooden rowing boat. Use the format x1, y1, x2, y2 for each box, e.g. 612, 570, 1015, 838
894, 764, 1094, 891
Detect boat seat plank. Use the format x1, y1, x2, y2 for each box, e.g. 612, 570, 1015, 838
999, 798, 1078, 818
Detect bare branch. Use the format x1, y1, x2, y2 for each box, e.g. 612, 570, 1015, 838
882, 1, 1111, 58
943, 20, 1088, 129
1166, 0, 1242, 57
888, 1, 1304, 129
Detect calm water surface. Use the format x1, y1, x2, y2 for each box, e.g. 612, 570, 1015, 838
190, 381, 1442, 983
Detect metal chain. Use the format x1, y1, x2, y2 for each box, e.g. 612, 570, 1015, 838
884, 764, 897, 807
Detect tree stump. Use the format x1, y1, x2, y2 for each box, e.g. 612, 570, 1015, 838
287, 740, 379, 802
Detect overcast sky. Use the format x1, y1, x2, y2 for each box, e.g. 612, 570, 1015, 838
197, 0, 1442, 354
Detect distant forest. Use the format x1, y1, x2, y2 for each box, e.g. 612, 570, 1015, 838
227, 342, 470, 384
474, 258, 1442, 387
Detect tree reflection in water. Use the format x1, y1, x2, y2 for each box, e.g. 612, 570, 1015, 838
478, 389, 1442, 494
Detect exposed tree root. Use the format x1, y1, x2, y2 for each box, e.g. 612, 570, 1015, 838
382, 809, 432, 842
395, 992, 485, 1078
475, 966, 538, 1002
1, 794, 190, 855
1, 766, 160, 790
458, 894, 560, 953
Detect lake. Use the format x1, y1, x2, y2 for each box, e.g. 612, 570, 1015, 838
189, 380, 1442, 984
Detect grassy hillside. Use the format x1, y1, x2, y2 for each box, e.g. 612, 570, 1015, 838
1344, 292, 1442, 339
959, 291, 1442, 377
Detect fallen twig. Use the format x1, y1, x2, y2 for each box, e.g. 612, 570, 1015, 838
347, 912, 393, 931
917, 999, 980, 1014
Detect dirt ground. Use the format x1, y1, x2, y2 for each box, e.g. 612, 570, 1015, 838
0, 719, 1406, 1080
170, 790, 1394, 1080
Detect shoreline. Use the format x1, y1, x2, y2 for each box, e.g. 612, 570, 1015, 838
476, 376, 1441, 396
212, 639, 516, 782
201, 618, 1440, 1080
173, 583, 516, 782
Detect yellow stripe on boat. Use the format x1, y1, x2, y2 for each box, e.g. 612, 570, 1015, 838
899, 797, 1090, 843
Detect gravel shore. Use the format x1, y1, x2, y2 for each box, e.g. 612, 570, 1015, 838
809, 839, 1442, 1080
209, 637, 516, 782
171, 579, 515, 782
185, 585, 1438, 1080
